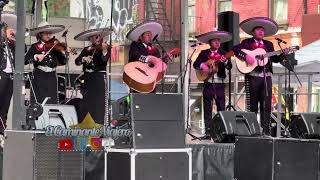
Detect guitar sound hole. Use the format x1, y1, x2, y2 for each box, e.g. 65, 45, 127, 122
255, 55, 263, 60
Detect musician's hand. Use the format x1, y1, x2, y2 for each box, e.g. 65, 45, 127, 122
82, 56, 93, 64
36, 54, 45, 61
283, 48, 290, 55
101, 42, 111, 51
245, 55, 255, 65
220, 55, 227, 62
200, 63, 211, 73
146, 56, 159, 64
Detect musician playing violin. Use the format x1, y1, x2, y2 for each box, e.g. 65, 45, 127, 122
74, 27, 112, 124
25, 22, 66, 104
0, 12, 18, 134
193, 30, 232, 140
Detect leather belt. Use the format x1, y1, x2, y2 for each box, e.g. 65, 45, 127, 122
85, 69, 107, 73
249, 71, 272, 77
37, 66, 56, 72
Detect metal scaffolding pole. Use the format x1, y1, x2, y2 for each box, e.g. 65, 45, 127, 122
181, 0, 189, 123
12, 0, 26, 129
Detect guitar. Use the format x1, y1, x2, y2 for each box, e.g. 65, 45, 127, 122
123, 48, 181, 93
195, 51, 234, 81
235, 46, 299, 74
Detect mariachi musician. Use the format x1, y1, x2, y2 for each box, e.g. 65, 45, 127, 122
0, 12, 17, 134
193, 30, 232, 140
232, 17, 286, 136
74, 27, 112, 125
126, 21, 163, 93
25, 22, 67, 104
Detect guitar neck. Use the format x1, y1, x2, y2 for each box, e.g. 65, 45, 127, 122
264, 49, 283, 58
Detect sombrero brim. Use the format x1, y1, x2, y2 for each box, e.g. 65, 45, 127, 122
1, 12, 17, 30
74, 28, 113, 41
29, 25, 65, 36
240, 17, 278, 37
126, 21, 163, 41
196, 31, 232, 44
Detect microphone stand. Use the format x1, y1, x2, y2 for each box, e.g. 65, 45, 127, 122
153, 36, 167, 94
62, 30, 72, 103
277, 40, 302, 137
169, 47, 200, 140
225, 58, 236, 111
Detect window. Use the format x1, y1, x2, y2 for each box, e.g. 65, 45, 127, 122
217, 0, 232, 14
188, 0, 196, 35
271, 0, 288, 26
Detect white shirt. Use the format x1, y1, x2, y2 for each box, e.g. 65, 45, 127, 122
3, 45, 13, 73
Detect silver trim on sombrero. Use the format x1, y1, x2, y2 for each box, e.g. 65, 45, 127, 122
29, 25, 65, 36
196, 31, 232, 44
74, 28, 112, 41
240, 17, 279, 37
126, 20, 163, 41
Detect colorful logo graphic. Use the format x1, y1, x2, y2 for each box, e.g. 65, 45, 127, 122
58, 139, 73, 150
58, 137, 103, 151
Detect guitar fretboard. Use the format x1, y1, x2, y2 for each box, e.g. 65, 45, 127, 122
263, 49, 283, 58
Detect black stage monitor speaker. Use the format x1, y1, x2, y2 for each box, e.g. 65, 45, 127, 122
112, 93, 185, 149
107, 149, 191, 180
290, 112, 320, 139
235, 137, 319, 180
218, 11, 240, 51
210, 111, 261, 142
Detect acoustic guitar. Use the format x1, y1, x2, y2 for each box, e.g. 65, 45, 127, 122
235, 46, 299, 74
195, 51, 234, 81
123, 48, 181, 93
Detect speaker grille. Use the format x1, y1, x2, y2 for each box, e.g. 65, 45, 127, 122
34, 134, 84, 180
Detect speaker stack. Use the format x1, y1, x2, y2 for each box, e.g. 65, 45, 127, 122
108, 93, 191, 180
218, 11, 240, 51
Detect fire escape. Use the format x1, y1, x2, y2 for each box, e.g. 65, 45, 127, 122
146, 0, 175, 41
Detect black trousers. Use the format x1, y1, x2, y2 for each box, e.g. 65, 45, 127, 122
31, 68, 58, 104
203, 82, 225, 134
0, 71, 13, 133
82, 72, 108, 125
246, 75, 272, 135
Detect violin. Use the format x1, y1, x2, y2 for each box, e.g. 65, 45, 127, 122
44, 37, 77, 55
86, 42, 111, 52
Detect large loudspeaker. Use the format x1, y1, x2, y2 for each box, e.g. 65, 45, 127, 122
218, 11, 240, 51
112, 93, 185, 149
107, 148, 191, 180
210, 111, 261, 142
290, 113, 320, 139
3, 130, 84, 180
235, 137, 319, 180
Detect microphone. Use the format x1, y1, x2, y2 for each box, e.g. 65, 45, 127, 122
62, 26, 72, 37
152, 34, 159, 42
275, 38, 287, 44
191, 42, 202, 47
